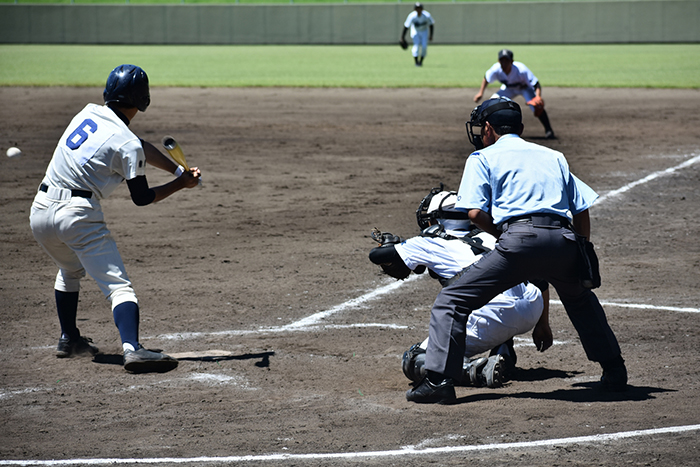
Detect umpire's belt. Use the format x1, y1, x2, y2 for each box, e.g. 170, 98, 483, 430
499, 213, 570, 232
40, 183, 93, 199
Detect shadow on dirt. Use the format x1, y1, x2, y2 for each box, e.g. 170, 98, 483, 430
509, 367, 581, 382
452, 384, 674, 405
92, 351, 274, 367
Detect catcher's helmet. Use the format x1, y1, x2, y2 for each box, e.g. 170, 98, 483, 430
103, 64, 150, 112
466, 97, 521, 150
416, 185, 471, 231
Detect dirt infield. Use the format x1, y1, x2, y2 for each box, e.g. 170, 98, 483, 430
1, 86, 700, 466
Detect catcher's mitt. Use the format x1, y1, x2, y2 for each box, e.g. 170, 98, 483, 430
371, 228, 403, 246
399, 38, 408, 50
526, 95, 545, 117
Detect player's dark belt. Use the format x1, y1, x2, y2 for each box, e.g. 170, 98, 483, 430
499, 213, 570, 232
40, 183, 93, 199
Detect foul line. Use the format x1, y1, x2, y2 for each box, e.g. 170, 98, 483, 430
551, 299, 700, 314
157, 275, 420, 340
596, 153, 700, 205
2, 424, 698, 465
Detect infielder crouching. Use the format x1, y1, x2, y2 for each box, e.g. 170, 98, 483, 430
369, 188, 552, 389
30, 64, 201, 373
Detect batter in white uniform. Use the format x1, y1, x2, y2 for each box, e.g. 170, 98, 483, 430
369, 189, 551, 388
401, 3, 435, 67
474, 49, 556, 139
30, 64, 201, 373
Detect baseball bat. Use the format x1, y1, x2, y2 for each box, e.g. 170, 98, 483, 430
162, 136, 202, 186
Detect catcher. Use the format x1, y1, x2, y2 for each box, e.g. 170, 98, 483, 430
369, 187, 553, 389
473, 49, 555, 139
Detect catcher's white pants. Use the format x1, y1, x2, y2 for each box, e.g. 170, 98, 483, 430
30, 188, 137, 309
492, 85, 538, 113
419, 283, 543, 357
411, 31, 429, 58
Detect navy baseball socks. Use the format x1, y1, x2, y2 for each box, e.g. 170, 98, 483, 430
113, 301, 140, 351
539, 110, 556, 139
55, 290, 98, 358
114, 301, 178, 373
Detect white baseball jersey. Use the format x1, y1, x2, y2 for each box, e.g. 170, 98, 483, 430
395, 230, 543, 357
30, 103, 144, 309
484, 61, 538, 90
404, 10, 435, 37
43, 103, 146, 200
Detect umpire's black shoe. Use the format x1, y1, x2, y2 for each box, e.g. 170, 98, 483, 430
600, 365, 628, 392
406, 376, 456, 404
56, 335, 99, 358
123, 345, 179, 374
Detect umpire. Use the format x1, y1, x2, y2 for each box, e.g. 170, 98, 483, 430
407, 98, 627, 404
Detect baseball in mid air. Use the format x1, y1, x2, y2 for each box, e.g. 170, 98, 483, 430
6, 147, 22, 158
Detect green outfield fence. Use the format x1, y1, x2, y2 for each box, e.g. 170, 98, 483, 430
1, 0, 698, 44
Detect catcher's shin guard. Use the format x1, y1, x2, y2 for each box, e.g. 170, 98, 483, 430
402, 343, 426, 383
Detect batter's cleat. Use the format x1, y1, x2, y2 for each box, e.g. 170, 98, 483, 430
123, 345, 179, 374
406, 377, 456, 404
56, 335, 99, 358
545, 130, 556, 140
600, 365, 628, 392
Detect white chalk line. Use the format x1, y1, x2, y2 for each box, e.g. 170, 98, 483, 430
2, 424, 698, 465
596, 152, 700, 205
551, 299, 700, 314
156, 275, 420, 340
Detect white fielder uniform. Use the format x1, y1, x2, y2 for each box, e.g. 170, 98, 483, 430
30, 103, 146, 310
484, 61, 539, 112
404, 10, 435, 58
394, 229, 543, 357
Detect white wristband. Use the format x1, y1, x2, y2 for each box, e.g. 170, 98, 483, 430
174, 165, 185, 177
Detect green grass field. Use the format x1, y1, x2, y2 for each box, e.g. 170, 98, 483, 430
1, 44, 698, 88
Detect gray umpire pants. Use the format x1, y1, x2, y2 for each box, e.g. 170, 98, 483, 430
424, 218, 622, 380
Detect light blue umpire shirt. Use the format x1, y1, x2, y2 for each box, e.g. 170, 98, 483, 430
454, 133, 598, 225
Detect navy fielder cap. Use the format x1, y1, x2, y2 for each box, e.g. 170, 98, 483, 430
498, 49, 514, 61
415, 2, 423, 8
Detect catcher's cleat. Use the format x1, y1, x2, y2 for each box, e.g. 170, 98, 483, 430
462, 355, 505, 388
482, 355, 505, 388
489, 338, 517, 374
406, 376, 456, 404
56, 335, 99, 358
462, 356, 488, 386
124, 345, 178, 374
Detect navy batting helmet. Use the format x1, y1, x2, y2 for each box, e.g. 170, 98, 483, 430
466, 98, 521, 150
103, 64, 150, 112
